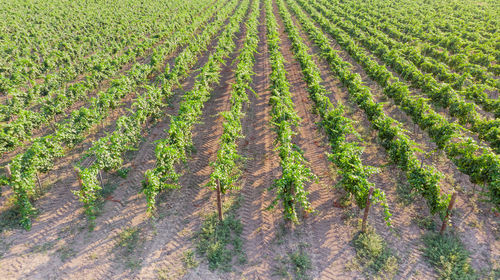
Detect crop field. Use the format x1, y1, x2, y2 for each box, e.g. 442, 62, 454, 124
0, 0, 499, 279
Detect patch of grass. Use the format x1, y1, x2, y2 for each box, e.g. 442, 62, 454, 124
31, 241, 55, 254
57, 245, 76, 262
272, 255, 291, 278
0, 204, 23, 232
116, 167, 130, 179
341, 208, 358, 224
116, 226, 142, 270
181, 249, 199, 269
289, 244, 312, 280
492, 268, 500, 279
275, 222, 289, 245
0, 194, 42, 232
125, 259, 142, 270
352, 229, 398, 279
195, 196, 245, 272
422, 232, 476, 280
395, 179, 417, 206
156, 267, 170, 280
117, 227, 140, 254
413, 214, 437, 231
156, 266, 186, 280
271, 244, 312, 280
337, 192, 353, 208
477, 267, 499, 280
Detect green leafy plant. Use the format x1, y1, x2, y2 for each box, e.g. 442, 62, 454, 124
352, 229, 399, 279
423, 233, 476, 280
117, 167, 130, 179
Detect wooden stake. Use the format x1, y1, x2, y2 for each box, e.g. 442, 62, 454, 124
5, 165, 11, 179
36, 173, 42, 194
98, 170, 104, 186
216, 179, 223, 221
288, 182, 296, 230
74, 168, 83, 187
362, 187, 374, 233
440, 192, 457, 235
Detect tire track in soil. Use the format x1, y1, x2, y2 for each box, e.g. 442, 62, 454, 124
236, 2, 283, 279
290, 1, 499, 276
0, 1, 242, 278
272, 1, 360, 278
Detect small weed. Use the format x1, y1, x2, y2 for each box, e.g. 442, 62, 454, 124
31, 241, 54, 254
117, 227, 139, 254
467, 219, 483, 230
179, 228, 191, 237
117, 167, 130, 179
289, 245, 312, 280
59, 225, 76, 237
413, 214, 436, 231
0, 239, 11, 258
57, 245, 76, 262
422, 232, 476, 280
99, 182, 118, 200
188, 144, 197, 155
116, 226, 142, 270
181, 249, 199, 269
88, 253, 99, 260
395, 179, 417, 205
275, 222, 289, 245
352, 228, 398, 279
272, 256, 291, 278
0, 175, 8, 196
